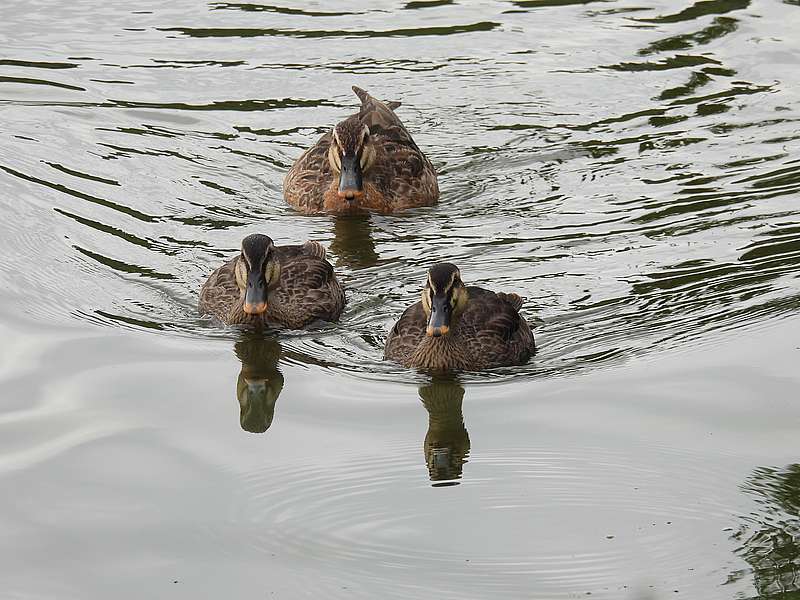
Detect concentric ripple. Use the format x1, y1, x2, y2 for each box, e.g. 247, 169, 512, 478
218, 442, 743, 598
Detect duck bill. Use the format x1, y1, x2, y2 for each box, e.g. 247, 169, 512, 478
243, 271, 268, 315
337, 153, 364, 201
426, 297, 451, 337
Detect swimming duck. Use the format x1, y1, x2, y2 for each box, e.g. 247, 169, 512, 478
384, 263, 535, 370
283, 86, 439, 214
199, 233, 345, 328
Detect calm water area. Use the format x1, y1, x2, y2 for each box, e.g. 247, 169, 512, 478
1, 0, 800, 598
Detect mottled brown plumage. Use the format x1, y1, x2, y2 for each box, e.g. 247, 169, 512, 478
284, 86, 439, 214
385, 264, 535, 371
199, 234, 345, 328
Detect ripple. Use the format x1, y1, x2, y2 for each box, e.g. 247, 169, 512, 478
221, 443, 741, 597
3, 1, 800, 598
158, 22, 500, 40
731, 464, 800, 597
210, 3, 361, 17
0, 0, 798, 387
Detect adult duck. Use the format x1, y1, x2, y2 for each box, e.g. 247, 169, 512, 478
284, 86, 439, 214
199, 234, 345, 328
385, 263, 535, 370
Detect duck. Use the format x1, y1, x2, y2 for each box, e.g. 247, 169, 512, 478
199, 233, 345, 328
283, 86, 439, 214
384, 263, 535, 370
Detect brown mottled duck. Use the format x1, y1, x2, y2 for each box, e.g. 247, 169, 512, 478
283, 86, 439, 214
385, 263, 535, 371
199, 234, 345, 328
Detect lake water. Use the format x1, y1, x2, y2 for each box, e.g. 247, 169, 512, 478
1, 0, 799, 598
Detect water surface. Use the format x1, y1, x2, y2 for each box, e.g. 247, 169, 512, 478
1, 0, 799, 598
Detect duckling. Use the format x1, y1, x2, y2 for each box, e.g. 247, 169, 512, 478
199, 234, 345, 328
283, 86, 439, 214
385, 263, 535, 370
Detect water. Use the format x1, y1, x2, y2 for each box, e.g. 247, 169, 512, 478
1, 0, 799, 597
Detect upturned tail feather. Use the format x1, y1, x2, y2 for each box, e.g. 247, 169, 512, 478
352, 86, 403, 131
302, 240, 326, 259
497, 292, 524, 311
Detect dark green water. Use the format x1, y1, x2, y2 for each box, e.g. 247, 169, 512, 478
1, 1, 799, 598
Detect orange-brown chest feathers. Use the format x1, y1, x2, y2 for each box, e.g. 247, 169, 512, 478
322, 181, 393, 214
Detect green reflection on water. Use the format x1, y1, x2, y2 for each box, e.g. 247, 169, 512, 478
330, 215, 380, 269
638, 16, 739, 56
735, 465, 800, 598
637, 0, 750, 24
419, 377, 470, 485
159, 22, 500, 39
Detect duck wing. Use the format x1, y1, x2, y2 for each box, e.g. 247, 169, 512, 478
272, 250, 345, 327
274, 240, 327, 261
283, 129, 334, 212
385, 301, 428, 363
459, 287, 535, 367
198, 257, 239, 322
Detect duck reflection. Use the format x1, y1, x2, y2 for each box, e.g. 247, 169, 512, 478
329, 215, 379, 269
418, 377, 470, 484
233, 335, 284, 433
733, 464, 800, 596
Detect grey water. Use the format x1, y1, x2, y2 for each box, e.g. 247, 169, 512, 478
1, 0, 800, 598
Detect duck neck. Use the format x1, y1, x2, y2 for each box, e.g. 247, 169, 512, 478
411, 332, 471, 371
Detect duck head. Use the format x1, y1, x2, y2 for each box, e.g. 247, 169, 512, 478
421, 263, 469, 337
328, 115, 376, 206
234, 234, 281, 316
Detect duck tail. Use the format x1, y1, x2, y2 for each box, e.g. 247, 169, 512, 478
352, 85, 411, 142
353, 85, 401, 113
498, 292, 524, 311
302, 240, 327, 259
352, 85, 370, 104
